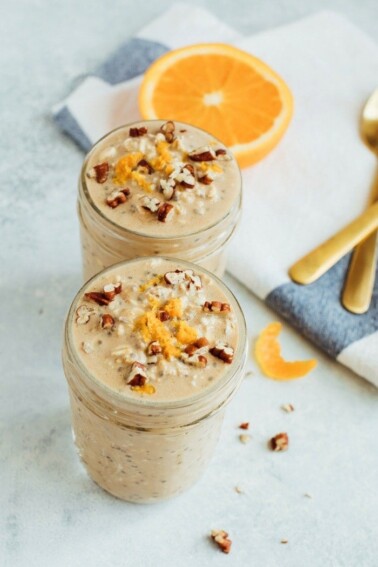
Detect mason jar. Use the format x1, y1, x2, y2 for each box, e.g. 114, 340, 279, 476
78, 120, 242, 281
62, 257, 247, 503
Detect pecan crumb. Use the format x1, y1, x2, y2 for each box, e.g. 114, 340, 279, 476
160, 120, 175, 143
210, 530, 232, 554
84, 291, 110, 306
239, 422, 249, 430
157, 202, 174, 222
103, 282, 122, 300
203, 301, 231, 314
281, 540, 289, 545
76, 305, 94, 325
137, 158, 154, 174
189, 146, 216, 162
239, 434, 251, 444
281, 404, 295, 413
209, 342, 234, 364
270, 432, 289, 452
101, 313, 115, 329
127, 362, 148, 387
198, 174, 213, 185
234, 486, 244, 494
106, 188, 130, 208
93, 162, 109, 183
129, 126, 147, 137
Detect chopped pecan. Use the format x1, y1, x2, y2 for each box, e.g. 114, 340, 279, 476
127, 362, 148, 387
184, 269, 202, 290
158, 310, 170, 322
185, 353, 207, 367
184, 337, 209, 355
160, 177, 176, 200
188, 146, 216, 162
101, 313, 115, 329
160, 120, 175, 143
157, 202, 174, 222
210, 530, 232, 554
164, 270, 187, 285
76, 305, 94, 325
209, 342, 234, 364
215, 148, 231, 160
282, 404, 295, 413
129, 126, 148, 137
137, 158, 154, 174
175, 164, 195, 188
147, 341, 163, 356
103, 282, 122, 300
141, 196, 161, 213
239, 434, 251, 444
203, 301, 231, 314
93, 162, 109, 183
198, 174, 213, 185
106, 188, 130, 208
239, 422, 250, 430
84, 292, 110, 306
270, 432, 289, 452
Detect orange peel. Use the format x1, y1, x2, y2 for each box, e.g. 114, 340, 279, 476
255, 322, 317, 380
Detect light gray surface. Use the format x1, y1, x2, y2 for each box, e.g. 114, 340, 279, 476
1, 1, 378, 566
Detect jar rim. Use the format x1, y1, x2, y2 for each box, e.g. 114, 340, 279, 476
80, 119, 243, 241
65, 256, 247, 412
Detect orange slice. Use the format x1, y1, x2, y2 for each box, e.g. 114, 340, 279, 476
255, 322, 317, 380
139, 43, 293, 168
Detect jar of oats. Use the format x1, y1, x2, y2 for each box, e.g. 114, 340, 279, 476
62, 257, 247, 503
78, 120, 242, 281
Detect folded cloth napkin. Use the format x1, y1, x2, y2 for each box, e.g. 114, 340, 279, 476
53, 6, 378, 387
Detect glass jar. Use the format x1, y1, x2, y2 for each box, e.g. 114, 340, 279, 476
62, 259, 247, 503
78, 122, 242, 281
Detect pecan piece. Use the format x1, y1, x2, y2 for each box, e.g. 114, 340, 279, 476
106, 188, 130, 208
127, 362, 148, 387
158, 310, 170, 322
270, 432, 289, 452
164, 270, 187, 285
239, 422, 250, 430
129, 126, 148, 137
147, 341, 163, 356
209, 342, 234, 364
215, 148, 231, 161
184, 269, 202, 290
160, 178, 176, 200
160, 120, 175, 143
84, 292, 110, 306
101, 313, 115, 329
157, 202, 174, 222
188, 146, 216, 162
103, 282, 122, 300
92, 162, 109, 183
137, 158, 154, 174
198, 174, 213, 185
184, 353, 207, 368
76, 305, 94, 325
141, 196, 161, 213
210, 530, 232, 554
203, 301, 231, 314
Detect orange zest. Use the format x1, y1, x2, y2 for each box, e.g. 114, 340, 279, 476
255, 322, 317, 380
139, 43, 293, 168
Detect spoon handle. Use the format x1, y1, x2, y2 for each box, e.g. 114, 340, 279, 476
341, 231, 377, 313
289, 201, 378, 285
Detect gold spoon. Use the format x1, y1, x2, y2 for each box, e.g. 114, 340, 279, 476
289, 201, 378, 284
342, 89, 378, 313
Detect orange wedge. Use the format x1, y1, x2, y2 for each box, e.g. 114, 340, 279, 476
255, 322, 317, 380
139, 43, 293, 168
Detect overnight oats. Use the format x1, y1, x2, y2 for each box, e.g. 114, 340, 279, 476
62, 257, 247, 502
78, 120, 242, 280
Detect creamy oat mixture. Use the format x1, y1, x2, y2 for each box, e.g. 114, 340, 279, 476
72, 258, 238, 402
84, 120, 241, 237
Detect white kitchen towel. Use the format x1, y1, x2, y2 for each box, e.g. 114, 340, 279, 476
53, 6, 378, 386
